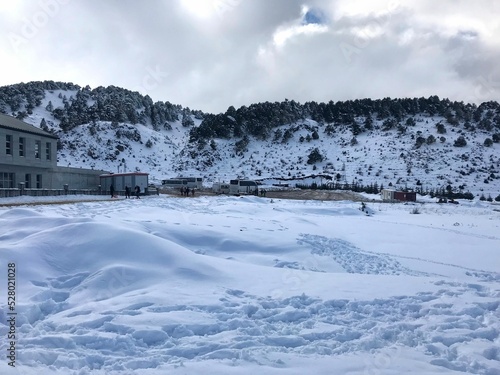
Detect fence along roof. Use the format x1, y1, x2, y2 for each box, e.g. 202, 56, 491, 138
0, 113, 58, 139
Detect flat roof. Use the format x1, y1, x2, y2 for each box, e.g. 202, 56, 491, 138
0, 113, 59, 139
100, 172, 149, 177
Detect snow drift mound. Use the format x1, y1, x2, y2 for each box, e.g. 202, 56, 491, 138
0, 208, 227, 302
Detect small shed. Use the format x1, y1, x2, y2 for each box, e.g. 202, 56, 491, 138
381, 189, 396, 201
394, 191, 417, 202
381, 189, 417, 202
100, 172, 149, 194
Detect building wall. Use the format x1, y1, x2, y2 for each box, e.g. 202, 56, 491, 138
381, 189, 395, 201
50, 166, 108, 190
0, 164, 109, 190
1, 122, 113, 190
393, 191, 417, 202
1, 126, 58, 189
0, 127, 57, 168
0, 163, 46, 188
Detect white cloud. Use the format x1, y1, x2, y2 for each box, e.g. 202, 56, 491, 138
0, 0, 498, 112
273, 23, 329, 48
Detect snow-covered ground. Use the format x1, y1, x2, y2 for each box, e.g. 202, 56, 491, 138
0, 194, 499, 374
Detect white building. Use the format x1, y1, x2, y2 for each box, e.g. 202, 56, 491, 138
0, 113, 108, 195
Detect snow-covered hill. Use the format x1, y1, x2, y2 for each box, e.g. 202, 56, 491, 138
1, 82, 499, 198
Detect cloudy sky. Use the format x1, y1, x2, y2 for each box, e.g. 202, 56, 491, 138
1, 0, 499, 113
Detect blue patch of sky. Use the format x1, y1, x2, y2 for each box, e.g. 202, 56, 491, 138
302, 8, 326, 25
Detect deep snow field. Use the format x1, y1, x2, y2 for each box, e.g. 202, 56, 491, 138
0, 194, 499, 375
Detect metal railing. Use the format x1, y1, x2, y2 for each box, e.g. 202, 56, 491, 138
0, 188, 106, 198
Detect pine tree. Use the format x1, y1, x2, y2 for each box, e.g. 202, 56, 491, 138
307, 148, 324, 164
182, 110, 194, 127
45, 101, 54, 112
405, 117, 416, 127
364, 116, 373, 130
453, 136, 467, 147
436, 123, 446, 134
40, 118, 49, 132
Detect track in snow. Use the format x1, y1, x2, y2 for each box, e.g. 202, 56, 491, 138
2, 272, 498, 374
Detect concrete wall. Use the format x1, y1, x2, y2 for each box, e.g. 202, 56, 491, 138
0, 127, 57, 168
1, 126, 59, 189
0, 164, 109, 190
50, 166, 109, 190
0, 163, 49, 188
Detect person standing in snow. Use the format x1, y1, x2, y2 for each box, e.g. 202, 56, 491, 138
110, 184, 115, 198
135, 185, 140, 199
125, 186, 131, 199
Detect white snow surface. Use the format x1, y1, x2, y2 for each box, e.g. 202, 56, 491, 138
0, 194, 499, 374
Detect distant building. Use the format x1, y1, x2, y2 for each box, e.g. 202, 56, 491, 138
212, 182, 230, 194
0, 113, 107, 192
380, 189, 393, 201
161, 177, 203, 189
393, 191, 417, 202
100, 172, 149, 193
381, 189, 417, 202
229, 179, 259, 195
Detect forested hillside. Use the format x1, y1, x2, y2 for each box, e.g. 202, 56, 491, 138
1, 81, 499, 198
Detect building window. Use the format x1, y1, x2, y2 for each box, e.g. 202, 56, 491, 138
46, 142, 51, 160
19, 137, 25, 157
0, 172, 14, 188
25, 174, 31, 189
35, 141, 41, 159
36, 174, 42, 188
6, 135, 12, 155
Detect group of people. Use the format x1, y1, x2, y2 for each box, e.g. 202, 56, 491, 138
124, 185, 141, 199
180, 186, 195, 197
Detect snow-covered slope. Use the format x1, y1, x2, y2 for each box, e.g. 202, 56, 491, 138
30, 112, 500, 198
2, 83, 499, 197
